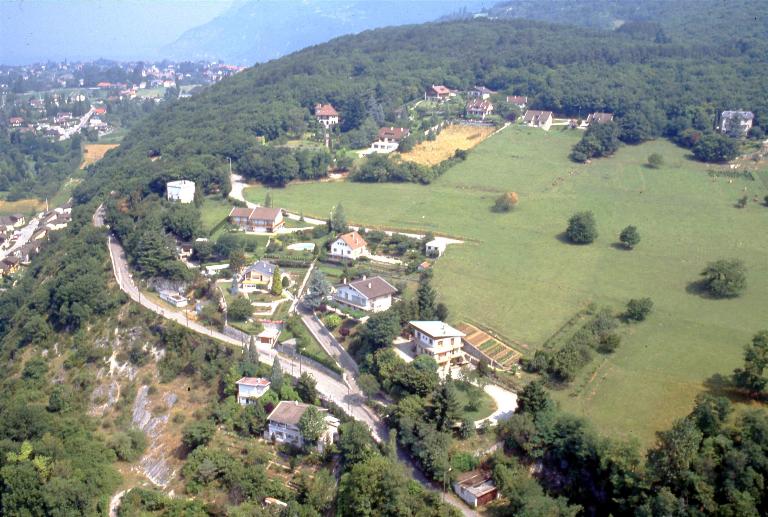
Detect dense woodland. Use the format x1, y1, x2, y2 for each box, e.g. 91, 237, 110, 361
0, 3, 766, 515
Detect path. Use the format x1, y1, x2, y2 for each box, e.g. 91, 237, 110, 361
475, 383, 518, 428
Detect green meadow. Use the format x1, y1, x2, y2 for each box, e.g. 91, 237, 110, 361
243, 126, 768, 445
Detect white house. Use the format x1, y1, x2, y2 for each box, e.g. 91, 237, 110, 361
468, 86, 495, 100
425, 239, 446, 257
522, 110, 554, 131
333, 276, 397, 313
315, 103, 340, 129
582, 112, 614, 127
265, 401, 340, 452
453, 471, 499, 508
330, 231, 368, 260
720, 110, 754, 138
506, 95, 528, 110
368, 127, 410, 154
236, 377, 270, 405
410, 321, 466, 377
166, 180, 196, 204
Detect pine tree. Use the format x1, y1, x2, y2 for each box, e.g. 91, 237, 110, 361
434, 382, 462, 431
271, 266, 283, 295
271, 357, 284, 392
416, 274, 437, 320
247, 336, 259, 364
331, 203, 348, 233
264, 191, 273, 207
305, 270, 331, 309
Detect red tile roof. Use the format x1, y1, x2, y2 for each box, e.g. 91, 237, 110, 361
229, 206, 282, 222
315, 103, 339, 117
236, 377, 270, 387
338, 231, 367, 250
430, 84, 451, 95
377, 127, 410, 141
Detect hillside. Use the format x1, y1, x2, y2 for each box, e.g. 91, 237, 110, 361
161, 0, 488, 64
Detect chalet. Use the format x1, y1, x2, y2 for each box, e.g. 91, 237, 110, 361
452, 471, 499, 508
468, 86, 495, 100
9, 117, 24, 128
265, 401, 340, 452
314, 103, 339, 128
330, 231, 368, 260
466, 98, 494, 120
235, 377, 270, 405
522, 110, 554, 131
410, 321, 466, 377
237, 260, 278, 292
258, 327, 280, 347
720, 110, 754, 138
584, 112, 614, 127
228, 206, 284, 233
426, 84, 451, 102
333, 275, 397, 313
166, 180, 195, 204
425, 239, 447, 258
506, 95, 528, 109
370, 127, 410, 154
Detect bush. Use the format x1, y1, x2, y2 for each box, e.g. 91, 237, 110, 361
228, 296, 253, 321
692, 133, 739, 163
647, 153, 664, 168
619, 225, 640, 249
493, 192, 519, 212
625, 298, 653, 321
598, 333, 621, 353
323, 313, 342, 330
566, 211, 598, 244
182, 420, 216, 451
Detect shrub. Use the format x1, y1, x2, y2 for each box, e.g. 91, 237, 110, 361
625, 298, 653, 321
598, 333, 621, 353
565, 211, 598, 244
647, 153, 664, 168
182, 420, 216, 451
619, 225, 640, 249
493, 192, 519, 212
323, 314, 342, 330
228, 296, 253, 321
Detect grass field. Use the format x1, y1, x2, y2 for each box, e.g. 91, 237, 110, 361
243, 125, 768, 445
201, 196, 235, 234
401, 124, 495, 166
455, 381, 496, 421
80, 143, 119, 169
0, 197, 46, 215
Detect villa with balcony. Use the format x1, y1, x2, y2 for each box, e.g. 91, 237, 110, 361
409, 320, 466, 377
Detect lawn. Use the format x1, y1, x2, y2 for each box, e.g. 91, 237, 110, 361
244, 125, 768, 445
455, 381, 496, 422
200, 196, 235, 234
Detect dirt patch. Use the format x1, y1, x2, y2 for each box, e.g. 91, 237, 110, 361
81, 144, 119, 169
401, 125, 494, 166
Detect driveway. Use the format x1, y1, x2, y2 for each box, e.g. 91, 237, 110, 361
475, 383, 517, 428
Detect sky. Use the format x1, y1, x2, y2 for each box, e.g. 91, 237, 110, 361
0, 0, 233, 65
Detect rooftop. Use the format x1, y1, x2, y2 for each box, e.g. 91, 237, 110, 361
167, 179, 195, 187
267, 400, 327, 426
236, 377, 270, 388
410, 321, 465, 338
455, 470, 497, 498
344, 276, 397, 299
315, 103, 339, 117
338, 231, 368, 250
258, 327, 280, 339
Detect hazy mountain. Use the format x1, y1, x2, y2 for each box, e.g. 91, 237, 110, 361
161, 0, 489, 64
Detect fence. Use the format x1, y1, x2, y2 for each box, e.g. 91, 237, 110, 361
223, 324, 251, 344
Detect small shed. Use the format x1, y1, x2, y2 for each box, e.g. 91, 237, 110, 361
452, 470, 499, 508
258, 327, 280, 347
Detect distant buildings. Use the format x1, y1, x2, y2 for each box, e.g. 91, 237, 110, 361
720, 110, 754, 138
159, 291, 188, 308
369, 127, 410, 154
468, 86, 495, 100
237, 260, 279, 292
584, 112, 614, 127
426, 84, 452, 102
166, 180, 196, 204
465, 98, 494, 120
506, 95, 528, 110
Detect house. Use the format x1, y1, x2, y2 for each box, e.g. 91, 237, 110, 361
265, 401, 340, 451
235, 377, 270, 405
229, 207, 284, 233
31, 229, 47, 241
409, 321, 466, 377
45, 214, 69, 231
452, 470, 499, 508
92, 106, 107, 116
426, 84, 451, 102
2, 256, 20, 275
466, 99, 494, 120
506, 95, 528, 110
425, 239, 446, 258
9, 214, 24, 228
258, 327, 280, 347
522, 110, 554, 131
9, 117, 24, 128
159, 290, 188, 308
176, 242, 194, 260
333, 275, 397, 313
720, 110, 754, 138
468, 86, 495, 100
584, 112, 614, 127
330, 231, 368, 260
237, 260, 278, 292
314, 103, 339, 129
369, 127, 410, 154
166, 180, 196, 204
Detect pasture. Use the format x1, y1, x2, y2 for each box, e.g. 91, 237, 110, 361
243, 126, 768, 445
80, 143, 119, 169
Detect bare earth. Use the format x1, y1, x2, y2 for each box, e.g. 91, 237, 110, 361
81, 143, 119, 169
401, 125, 495, 166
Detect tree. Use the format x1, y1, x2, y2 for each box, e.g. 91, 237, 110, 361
304, 270, 331, 309
619, 225, 640, 249
517, 380, 553, 417
271, 357, 284, 393
733, 331, 768, 396
647, 153, 664, 168
270, 266, 283, 295
625, 298, 653, 321
433, 382, 462, 431
182, 420, 216, 451
338, 421, 377, 467
298, 406, 326, 445
331, 203, 348, 233
493, 191, 519, 212
416, 273, 437, 319
228, 296, 253, 322
700, 259, 747, 298
692, 133, 739, 163
296, 372, 319, 404
647, 417, 702, 487
229, 249, 247, 274
357, 373, 381, 398
566, 211, 598, 244
264, 191, 273, 208
459, 418, 476, 439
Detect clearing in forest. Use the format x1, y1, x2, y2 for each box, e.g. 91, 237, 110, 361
81, 144, 119, 169
400, 124, 495, 166
0, 198, 46, 215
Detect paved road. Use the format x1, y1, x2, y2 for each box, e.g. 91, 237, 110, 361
94, 205, 475, 516
0, 217, 39, 261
